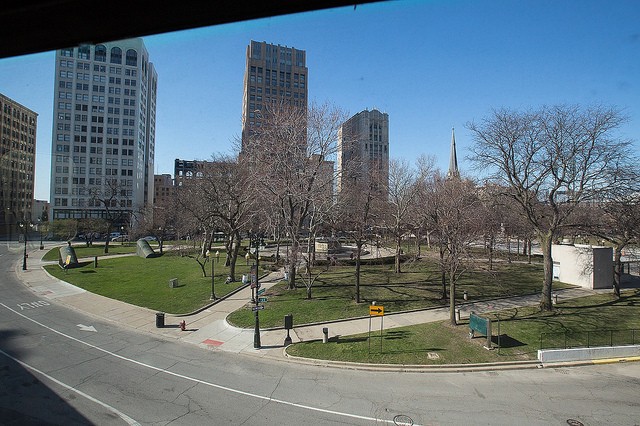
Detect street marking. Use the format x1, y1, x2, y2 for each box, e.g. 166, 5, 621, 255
17, 300, 50, 310
1, 302, 416, 426
0, 347, 140, 425
77, 324, 97, 332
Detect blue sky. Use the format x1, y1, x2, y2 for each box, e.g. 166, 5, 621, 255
1, 0, 639, 201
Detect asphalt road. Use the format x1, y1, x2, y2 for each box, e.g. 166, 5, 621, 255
1, 242, 639, 425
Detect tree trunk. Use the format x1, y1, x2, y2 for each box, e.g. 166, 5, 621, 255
288, 263, 297, 290
287, 239, 299, 290
355, 241, 362, 303
395, 236, 402, 273
224, 234, 233, 267
439, 244, 446, 299
488, 235, 494, 271
228, 230, 241, 281
449, 263, 457, 326
613, 246, 622, 298
540, 234, 554, 311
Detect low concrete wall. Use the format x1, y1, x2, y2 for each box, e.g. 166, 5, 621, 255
538, 345, 640, 363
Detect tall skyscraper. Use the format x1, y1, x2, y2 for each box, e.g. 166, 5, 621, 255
337, 109, 389, 196
240, 40, 308, 154
0, 93, 38, 235
49, 38, 157, 227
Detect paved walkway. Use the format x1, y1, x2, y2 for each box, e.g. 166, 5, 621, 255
14, 243, 604, 366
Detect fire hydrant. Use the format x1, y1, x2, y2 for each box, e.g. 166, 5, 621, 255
179, 320, 186, 331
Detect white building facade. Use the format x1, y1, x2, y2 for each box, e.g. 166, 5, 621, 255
552, 243, 613, 289
50, 38, 157, 226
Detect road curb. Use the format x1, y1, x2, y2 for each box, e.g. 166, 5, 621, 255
281, 351, 543, 372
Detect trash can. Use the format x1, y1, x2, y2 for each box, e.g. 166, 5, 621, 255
284, 314, 293, 330
156, 312, 165, 328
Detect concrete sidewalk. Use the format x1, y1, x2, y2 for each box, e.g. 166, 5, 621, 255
14, 243, 603, 367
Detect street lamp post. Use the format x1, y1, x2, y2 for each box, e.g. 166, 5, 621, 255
252, 233, 261, 349
38, 219, 44, 250
19, 222, 28, 270
206, 250, 216, 300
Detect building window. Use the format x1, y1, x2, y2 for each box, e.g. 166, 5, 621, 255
125, 49, 138, 66
77, 46, 90, 60
94, 45, 106, 62
110, 47, 122, 64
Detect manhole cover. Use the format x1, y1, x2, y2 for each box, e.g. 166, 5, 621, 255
567, 420, 584, 426
393, 414, 414, 426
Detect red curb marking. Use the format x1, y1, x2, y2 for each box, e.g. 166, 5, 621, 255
202, 339, 224, 347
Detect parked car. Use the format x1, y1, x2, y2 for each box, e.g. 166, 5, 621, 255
111, 234, 129, 242
141, 236, 157, 241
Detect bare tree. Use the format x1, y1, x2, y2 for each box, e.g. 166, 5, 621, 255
198, 155, 254, 281
419, 170, 482, 325
383, 158, 422, 273
244, 100, 346, 290
174, 166, 220, 278
88, 178, 132, 254
468, 104, 631, 310
335, 165, 382, 303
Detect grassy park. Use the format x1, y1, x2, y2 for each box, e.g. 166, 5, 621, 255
39, 244, 640, 364
287, 291, 640, 364
43, 244, 261, 313
225, 259, 570, 328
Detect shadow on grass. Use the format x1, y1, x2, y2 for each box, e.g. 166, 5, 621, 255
384, 330, 412, 340
492, 334, 526, 348
334, 336, 367, 343
377, 347, 445, 355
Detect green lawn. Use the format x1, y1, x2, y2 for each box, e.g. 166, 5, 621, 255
43, 251, 258, 314
227, 258, 570, 328
42, 243, 142, 261
286, 290, 640, 364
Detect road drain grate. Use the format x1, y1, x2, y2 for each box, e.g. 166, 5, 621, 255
393, 414, 414, 425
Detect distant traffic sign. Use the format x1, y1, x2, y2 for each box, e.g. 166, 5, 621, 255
258, 297, 268, 302
369, 305, 384, 316
257, 288, 266, 295
252, 305, 265, 311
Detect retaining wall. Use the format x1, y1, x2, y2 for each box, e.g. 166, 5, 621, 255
538, 345, 640, 363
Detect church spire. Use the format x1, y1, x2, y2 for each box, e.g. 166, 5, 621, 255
447, 127, 460, 179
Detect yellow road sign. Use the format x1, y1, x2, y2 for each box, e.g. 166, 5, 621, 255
369, 305, 384, 316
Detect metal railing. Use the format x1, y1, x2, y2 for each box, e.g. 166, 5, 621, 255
539, 329, 639, 350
